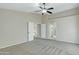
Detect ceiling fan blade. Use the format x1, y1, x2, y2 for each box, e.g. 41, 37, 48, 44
34, 10, 41, 12
47, 7, 54, 10
47, 11, 52, 14
39, 6, 43, 9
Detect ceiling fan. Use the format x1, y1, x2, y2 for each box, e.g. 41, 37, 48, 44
35, 3, 54, 15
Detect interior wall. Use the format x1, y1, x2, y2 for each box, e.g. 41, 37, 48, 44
0, 9, 42, 49
48, 15, 79, 44
42, 15, 49, 24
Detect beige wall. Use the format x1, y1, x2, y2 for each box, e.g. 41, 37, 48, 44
0, 9, 42, 49
41, 15, 48, 24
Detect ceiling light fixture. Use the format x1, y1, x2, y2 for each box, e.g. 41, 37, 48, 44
42, 9, 47, 13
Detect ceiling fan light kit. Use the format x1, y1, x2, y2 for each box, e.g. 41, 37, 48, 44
42, 9, 47, 13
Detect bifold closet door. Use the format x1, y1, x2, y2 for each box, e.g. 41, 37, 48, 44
27, 22, 34, 41
41, 24, 47, 38
25, 23, 28, 42
37, 24, 41, 37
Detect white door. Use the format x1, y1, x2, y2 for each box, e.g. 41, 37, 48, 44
41, 24, 47, 38
37, 24, 41, 37
28, 22, 34, 41
25, 23, 28, 42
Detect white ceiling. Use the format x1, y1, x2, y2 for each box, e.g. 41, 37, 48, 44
0, 3, 79, 14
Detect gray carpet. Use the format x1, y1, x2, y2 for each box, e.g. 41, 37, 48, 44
0, 39, 70, 55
